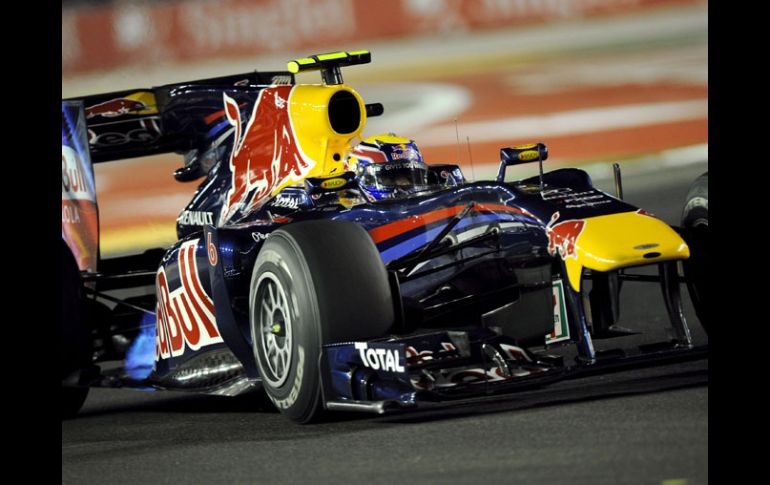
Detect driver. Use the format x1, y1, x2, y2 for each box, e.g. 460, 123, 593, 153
346, 133, 434, 201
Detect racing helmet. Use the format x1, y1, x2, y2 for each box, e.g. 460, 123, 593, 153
347, 133, 431, 201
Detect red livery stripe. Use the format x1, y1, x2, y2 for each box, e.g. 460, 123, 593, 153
368, 203, 527, 244
205, 102, 248, 125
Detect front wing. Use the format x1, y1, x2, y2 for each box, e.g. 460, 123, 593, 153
320, 328, 707, 413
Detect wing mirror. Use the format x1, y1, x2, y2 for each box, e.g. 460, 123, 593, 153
496, 142, 548, 185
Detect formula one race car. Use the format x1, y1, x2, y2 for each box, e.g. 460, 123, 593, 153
61, 50, 708, 422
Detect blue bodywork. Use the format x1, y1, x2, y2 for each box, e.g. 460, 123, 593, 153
146, 149, 633, 402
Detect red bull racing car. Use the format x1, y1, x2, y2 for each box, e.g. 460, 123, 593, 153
61, 51, 708, 422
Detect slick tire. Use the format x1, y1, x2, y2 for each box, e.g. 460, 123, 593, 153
61, 242, 91, 419
681, 172, 708, 335
249, 220, 394, 423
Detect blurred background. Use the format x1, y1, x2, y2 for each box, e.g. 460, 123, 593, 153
62, 0, 708, 258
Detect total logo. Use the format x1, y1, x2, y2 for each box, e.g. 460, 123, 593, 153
354, 343, 405, 372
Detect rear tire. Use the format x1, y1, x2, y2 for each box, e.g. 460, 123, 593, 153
61, 242, 91, 418
681, 172, 708, 334
249, 220, 394, 423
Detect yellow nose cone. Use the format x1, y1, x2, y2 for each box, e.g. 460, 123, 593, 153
559, 210, 689, 291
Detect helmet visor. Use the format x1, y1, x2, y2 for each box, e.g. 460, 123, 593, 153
363, 161, 429, 190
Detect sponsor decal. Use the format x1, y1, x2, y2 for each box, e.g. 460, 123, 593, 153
546, 211, 586, 260
271, 347, 304, 410
405, 345, 432, 364
320, 177, 346, 190
389, 143, 419, 161
62, 205, 81, 224
61, 141, 98, 272
88, 118, 162, 147
155, 240, 223, 361
355, 343, 405, 372
512, 143, 537, 150
89, 129, 158, 146
269, 195, 301, 210
541, 187, 573, 200
85, 97, 146, 119
62, 147, 95, 202
251, 232, 269, 242
178, 210, 214, 226
405, 341, 457, 365
546, 279, 571, 344
541, 188, 612, 209
518, 150, 540, 161
423, 361, 549, 388
221, 86, 314, 222
381, 160, 422, 170
448, 368, 509, 384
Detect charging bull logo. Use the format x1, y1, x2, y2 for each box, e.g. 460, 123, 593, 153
221, 87, 314, 223
546, 211, 586, 260
155, 240, 223, 361
85, 98, 147, 119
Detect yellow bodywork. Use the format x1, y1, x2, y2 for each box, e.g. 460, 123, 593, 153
279, 84, 366, 192
287, 50, 371, 74
562, 211, 690, 292
124, 91, 158, 116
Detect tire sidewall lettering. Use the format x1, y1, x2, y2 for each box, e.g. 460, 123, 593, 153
251, 243, 319, 417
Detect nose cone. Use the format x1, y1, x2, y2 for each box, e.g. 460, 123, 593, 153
577, 210, 690, 269
558, 210, 689, 291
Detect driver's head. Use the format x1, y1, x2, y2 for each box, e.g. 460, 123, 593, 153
346, 133, 430, 201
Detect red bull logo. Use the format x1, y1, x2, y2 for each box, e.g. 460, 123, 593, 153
85, 98, 147, 119
546, 211, 586, 260
155, 240, 223, 361
389, 143, 420, 162
221, 86, 313, 222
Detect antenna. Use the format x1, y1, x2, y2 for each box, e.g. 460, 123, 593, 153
612, 162, 624, 200
454, 119, 461, 166
466, 136, 476, 182
538, 150, 544, 191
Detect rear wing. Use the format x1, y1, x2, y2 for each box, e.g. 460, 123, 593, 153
62, 101, 99, 272
63, 71, 294, 164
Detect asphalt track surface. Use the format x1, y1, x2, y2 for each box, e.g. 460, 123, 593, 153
62, 163, 708, 484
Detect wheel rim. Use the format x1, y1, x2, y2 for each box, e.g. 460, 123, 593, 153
255, 272, 293, 387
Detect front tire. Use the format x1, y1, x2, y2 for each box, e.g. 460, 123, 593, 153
249, 220, 394, 423
681, 172, 708, 334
